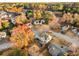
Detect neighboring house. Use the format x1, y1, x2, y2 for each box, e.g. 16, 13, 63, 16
33, 19, 45, 25
48, 44, 69, 56
0, 11, 17, 25
34, 30, 52, 44
61, 25, 70, 33
0, 11, 7, 19
0, 32, 6, 39
77, 32, 79, 36
10, 17, 16, 24
71, 27, 79, 36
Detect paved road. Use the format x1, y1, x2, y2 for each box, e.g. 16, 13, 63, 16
52, 31, 79, 47
0, 42, 13, 51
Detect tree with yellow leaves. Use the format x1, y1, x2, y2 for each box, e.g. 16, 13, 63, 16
15, 13, 28, 24
33, 10, 42, 20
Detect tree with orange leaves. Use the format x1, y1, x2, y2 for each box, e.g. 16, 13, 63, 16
5, 6, 23, 13
10, 25, 34, 48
